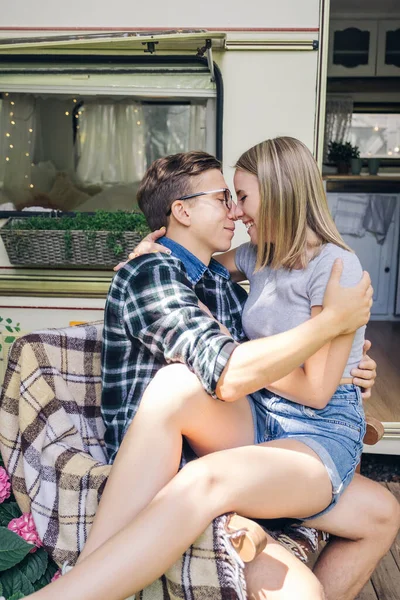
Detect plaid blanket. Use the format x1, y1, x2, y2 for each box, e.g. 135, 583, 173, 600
0, 322, 320, 599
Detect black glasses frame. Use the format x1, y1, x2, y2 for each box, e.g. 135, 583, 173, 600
165, 188, 233, 216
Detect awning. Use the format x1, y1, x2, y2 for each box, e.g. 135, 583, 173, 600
0, 30, 226, 54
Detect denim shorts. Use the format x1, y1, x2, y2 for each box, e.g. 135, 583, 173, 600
249, 384, 366, 520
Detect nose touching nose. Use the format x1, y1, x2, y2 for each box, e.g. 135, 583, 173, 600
230, 202, 243, 221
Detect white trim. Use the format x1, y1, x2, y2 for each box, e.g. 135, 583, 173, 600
0, 84, 216, 98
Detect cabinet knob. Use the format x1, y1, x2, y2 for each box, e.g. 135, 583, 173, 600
384, 267, 390, 273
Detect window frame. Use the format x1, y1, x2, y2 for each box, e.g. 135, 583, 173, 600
0, 54, 224, 290
351, 101, 400, 166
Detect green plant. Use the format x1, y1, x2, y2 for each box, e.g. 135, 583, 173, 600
327, 140, 360, 165
0, 317, 21, 354
3, 211, 150, 260
0, 455, 59, 598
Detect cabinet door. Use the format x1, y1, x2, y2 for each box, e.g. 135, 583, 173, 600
376, 20, 400, 76
327, 194, 398, 316
328, 20, 378, 77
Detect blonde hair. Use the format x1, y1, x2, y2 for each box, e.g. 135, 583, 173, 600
235, 137, 352, 271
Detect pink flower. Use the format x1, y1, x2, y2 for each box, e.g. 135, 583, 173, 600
51, 570, 62, 582
0, 466, 11, 503
8, 513, 43, 553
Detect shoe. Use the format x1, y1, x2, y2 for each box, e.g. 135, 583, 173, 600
225, 514, 268, 562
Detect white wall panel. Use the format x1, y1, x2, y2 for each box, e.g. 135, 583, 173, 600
1, 0, 320, 29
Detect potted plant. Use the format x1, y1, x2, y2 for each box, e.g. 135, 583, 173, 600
327, 141, 360, 175
0, 211, 150, 269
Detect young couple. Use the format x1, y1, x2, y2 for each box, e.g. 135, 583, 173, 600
27, 138, 399, 600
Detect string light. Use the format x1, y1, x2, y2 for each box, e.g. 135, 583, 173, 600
136, 121, 141, 125
388, 150, 393, 156
9, 144, 13, 149
10, 121, 15, 125
10, 101, 14, 106
73, 98, 77, 103
5, 157, 10, 162
373, 126, 379, 131
29, 184, 34, 189
5, 133, 10, 137
24, 175, 28, 179
25, 152, 29, 157
5, 92, 9, 96
28, 128, 33, 133
9, 112, 13, 117
65, 111, 70, 116
395, 147, 399, 153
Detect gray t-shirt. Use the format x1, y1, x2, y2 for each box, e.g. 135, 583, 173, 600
235, 242, 365, 378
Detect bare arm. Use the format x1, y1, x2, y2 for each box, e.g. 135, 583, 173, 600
267, 306, 355, 409
213, 249, 246, 282
216, 260, 372, 402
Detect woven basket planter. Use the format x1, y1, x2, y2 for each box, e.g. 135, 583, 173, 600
0, 227, 142, 268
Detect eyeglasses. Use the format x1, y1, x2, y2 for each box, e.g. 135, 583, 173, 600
166, 188, 233, 216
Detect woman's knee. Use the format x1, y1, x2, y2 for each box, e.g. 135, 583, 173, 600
174, 458, 229, 514
140, 364, 204, 418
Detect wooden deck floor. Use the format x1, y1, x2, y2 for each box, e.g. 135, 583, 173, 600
356, 482, 400, 600
364, 322, 400, 423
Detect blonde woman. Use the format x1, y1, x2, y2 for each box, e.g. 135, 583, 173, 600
219, 137, 367, 514
26, 145, 388, 600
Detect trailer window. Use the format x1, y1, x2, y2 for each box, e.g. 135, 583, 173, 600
0, 64, 218, 213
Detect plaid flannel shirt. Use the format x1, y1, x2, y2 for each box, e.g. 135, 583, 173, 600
102, 237, 248, 462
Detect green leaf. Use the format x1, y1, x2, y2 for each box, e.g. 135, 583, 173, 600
0, 566, 34, 597
4, 337, 16, 344
5, 326, 13, 333
18, 548, 48, 584
7, 592, 26, 600
5, 319, 12, 324
0, 528, 32, 572
33, 559, 58, 590
0, 504, 22, 527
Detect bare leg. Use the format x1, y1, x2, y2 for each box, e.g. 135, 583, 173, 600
79, 364, 255, 562
305, 474, 400, 600
245, 534, 325, 600
27, 442, 332, 600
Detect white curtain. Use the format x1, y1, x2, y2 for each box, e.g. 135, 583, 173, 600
76, 101, 146, 184
143, 104, 206, 165
1, 93, 37, 204
324, 95, 353, 160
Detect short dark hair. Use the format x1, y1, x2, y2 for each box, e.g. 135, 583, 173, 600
137, 151, 222, 230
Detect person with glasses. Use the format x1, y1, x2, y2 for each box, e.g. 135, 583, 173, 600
27, 151, 398, 600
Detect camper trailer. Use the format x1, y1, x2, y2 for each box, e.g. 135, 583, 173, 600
0, 0, 399, 454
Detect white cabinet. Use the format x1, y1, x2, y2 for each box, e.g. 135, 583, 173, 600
376, 20, 400, 76
328, 20, 378, 77
328, 19, 400, 77
327, 194, 399, 316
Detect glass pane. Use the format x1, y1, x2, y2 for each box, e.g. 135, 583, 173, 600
385, 28, 400, 68
333, 28, 370, 67
349, 113, 400, 158
0, 92, 210, 213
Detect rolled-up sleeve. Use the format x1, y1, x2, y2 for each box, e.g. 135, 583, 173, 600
122, 261, 237, 398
